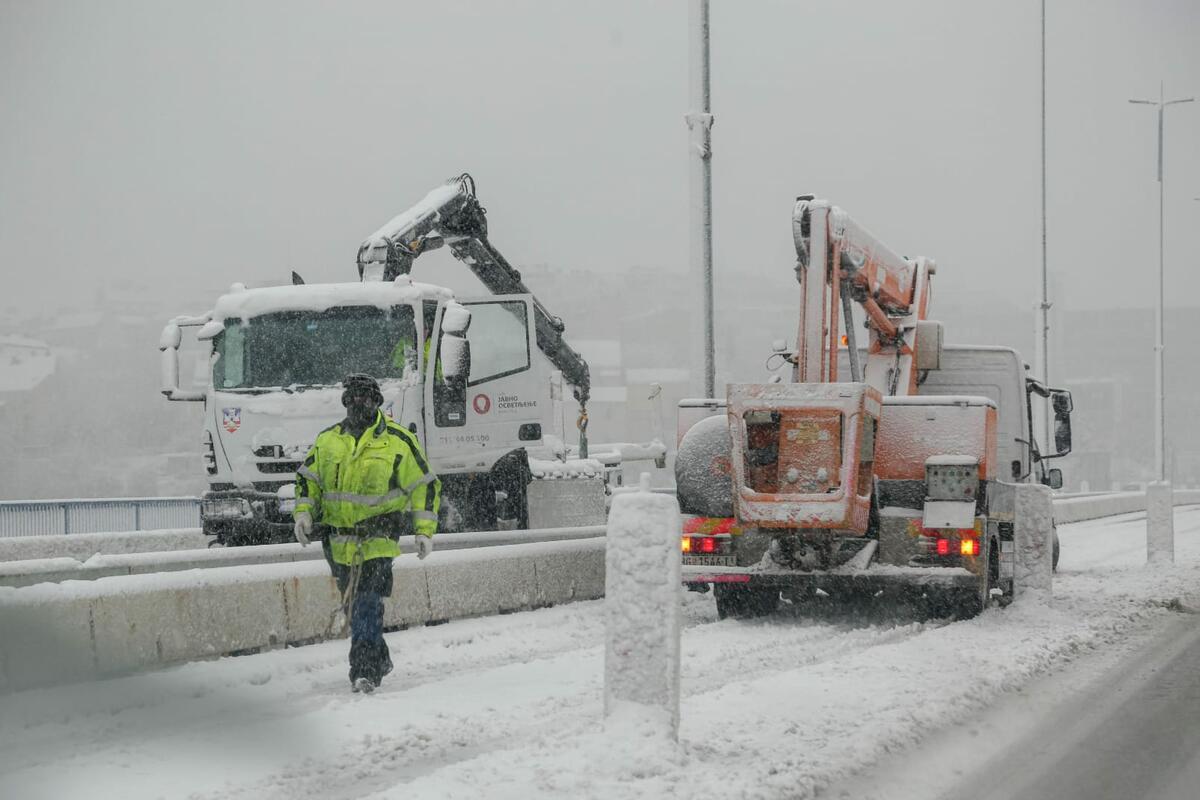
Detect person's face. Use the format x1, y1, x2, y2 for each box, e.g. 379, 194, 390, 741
343, 389, 378, 423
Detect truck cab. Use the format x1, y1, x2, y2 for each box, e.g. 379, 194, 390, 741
161, 277, 552, 545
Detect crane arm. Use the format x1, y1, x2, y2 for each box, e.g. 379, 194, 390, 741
791, 196, 936, 395
356, 174, 591, 404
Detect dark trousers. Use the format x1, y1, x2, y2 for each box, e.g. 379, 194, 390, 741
323, 538, 394, 685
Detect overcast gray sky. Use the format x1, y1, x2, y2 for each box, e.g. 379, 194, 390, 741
2, 0, 1198, 318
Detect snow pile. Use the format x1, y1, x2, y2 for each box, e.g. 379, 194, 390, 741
1146, 481, 1174, 564
528, 457, 605, 480
1014, 483, 1054, 603
603, 478, 681, 739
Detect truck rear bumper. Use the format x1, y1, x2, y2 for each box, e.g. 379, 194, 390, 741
682, 563, 978, 595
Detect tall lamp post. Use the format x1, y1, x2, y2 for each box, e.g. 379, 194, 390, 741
686, 0, 715, 398
1037, 0, 1051, 452
1128, 84, 1193, 483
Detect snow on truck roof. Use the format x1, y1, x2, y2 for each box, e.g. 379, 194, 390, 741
211, 278, 454, 321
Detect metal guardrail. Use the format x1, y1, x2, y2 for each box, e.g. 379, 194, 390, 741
0, 498, 201, 537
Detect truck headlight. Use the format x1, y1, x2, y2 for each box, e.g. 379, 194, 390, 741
202, 497, 252, 520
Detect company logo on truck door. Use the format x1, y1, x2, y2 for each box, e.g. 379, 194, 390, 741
472, 394, 491, 414
496, 393, 537, 411
222, 407, 241, 433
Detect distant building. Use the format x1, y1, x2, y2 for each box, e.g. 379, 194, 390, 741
0, 335, 56, 398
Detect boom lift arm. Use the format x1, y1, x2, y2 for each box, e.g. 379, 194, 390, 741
355, 174, 592, 412
790, 196, 939, 396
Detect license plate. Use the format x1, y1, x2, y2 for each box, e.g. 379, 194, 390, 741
683, 554, 737, 567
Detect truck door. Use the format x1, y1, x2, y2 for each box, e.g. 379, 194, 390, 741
425, 295, 542, 465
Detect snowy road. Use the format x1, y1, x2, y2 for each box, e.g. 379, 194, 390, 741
2, 508, 1198, 800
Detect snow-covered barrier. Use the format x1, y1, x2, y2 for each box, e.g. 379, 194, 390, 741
0, 526, 607, 588
0, 538, 605, 693
1050, 489, 1200, 525
0, 528, 207, 563
1146, 482, 1175, 565
604, 478, 681, 740
1014, 484, 1054, 603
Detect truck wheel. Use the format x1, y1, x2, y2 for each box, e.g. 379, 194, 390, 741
1052, 529, 1060, 572
714, 585, 779, 619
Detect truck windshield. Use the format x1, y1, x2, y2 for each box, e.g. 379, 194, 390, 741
213, 305, 417, 389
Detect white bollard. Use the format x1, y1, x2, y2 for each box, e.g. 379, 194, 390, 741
1013, 483, 1054, 604
1146, 481, 1175, 565
604, 472, 681, 741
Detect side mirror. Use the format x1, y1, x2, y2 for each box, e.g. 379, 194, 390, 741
441, 303, 471, 336
1052, 391, 1073, 414
440, 337, 470, 381
159, 322, 182, 351
1045, 468, 1063, 490
1053, 412, 1072, 456
433, 335, 469, 428
158, 319, 206, 401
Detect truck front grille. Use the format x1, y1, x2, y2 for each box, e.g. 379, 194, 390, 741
256, 461, 301, 474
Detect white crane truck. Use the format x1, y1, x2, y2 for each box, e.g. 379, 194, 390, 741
160, 174, 662, 546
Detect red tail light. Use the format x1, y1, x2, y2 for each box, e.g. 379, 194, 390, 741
682, 535, 732, 555
936, 538, 951, 556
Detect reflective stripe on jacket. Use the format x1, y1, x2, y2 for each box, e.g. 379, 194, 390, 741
294, 410, 440, 564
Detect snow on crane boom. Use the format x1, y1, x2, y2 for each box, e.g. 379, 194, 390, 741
355, 174, 592, 407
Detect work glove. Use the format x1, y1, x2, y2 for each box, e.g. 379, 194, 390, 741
416, 534, 433, 560
294, 512, 313, 547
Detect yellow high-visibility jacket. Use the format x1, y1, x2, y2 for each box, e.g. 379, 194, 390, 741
391, 336, 443, 382
294, 410, 439, 564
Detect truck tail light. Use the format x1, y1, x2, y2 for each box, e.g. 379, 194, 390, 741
681, 535, 732, 555
936, 538, 951, 556
960, 538, 979, 556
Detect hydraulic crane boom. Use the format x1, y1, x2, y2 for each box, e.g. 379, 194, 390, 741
356, 174, 591, 406
790, 196, 938, 397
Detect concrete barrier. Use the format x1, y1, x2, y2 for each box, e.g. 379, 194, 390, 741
1051, 489, 1200, 525
0, 528, 208, 563
0, 538, 605, 693
0, 525, 606, 588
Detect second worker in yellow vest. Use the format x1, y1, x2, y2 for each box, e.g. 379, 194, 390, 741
293, 373, 440, 692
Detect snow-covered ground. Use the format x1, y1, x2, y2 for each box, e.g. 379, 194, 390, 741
2, 508, 1198, 800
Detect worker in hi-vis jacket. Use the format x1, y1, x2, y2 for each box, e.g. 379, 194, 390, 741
293, 373, 440, 693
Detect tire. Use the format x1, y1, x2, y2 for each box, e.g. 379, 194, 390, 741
1052, 528, 1060, 572
714, 585, 779, 619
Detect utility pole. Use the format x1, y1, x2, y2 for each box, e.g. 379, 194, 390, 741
1129, 84, 1193, 482
686, 0, 715, 398
1037, 0, 1052, 451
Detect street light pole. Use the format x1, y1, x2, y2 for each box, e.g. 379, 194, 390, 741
1129, 84, 1193, 483
1038, 0, 1051, 451
686, 0, 715, 398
